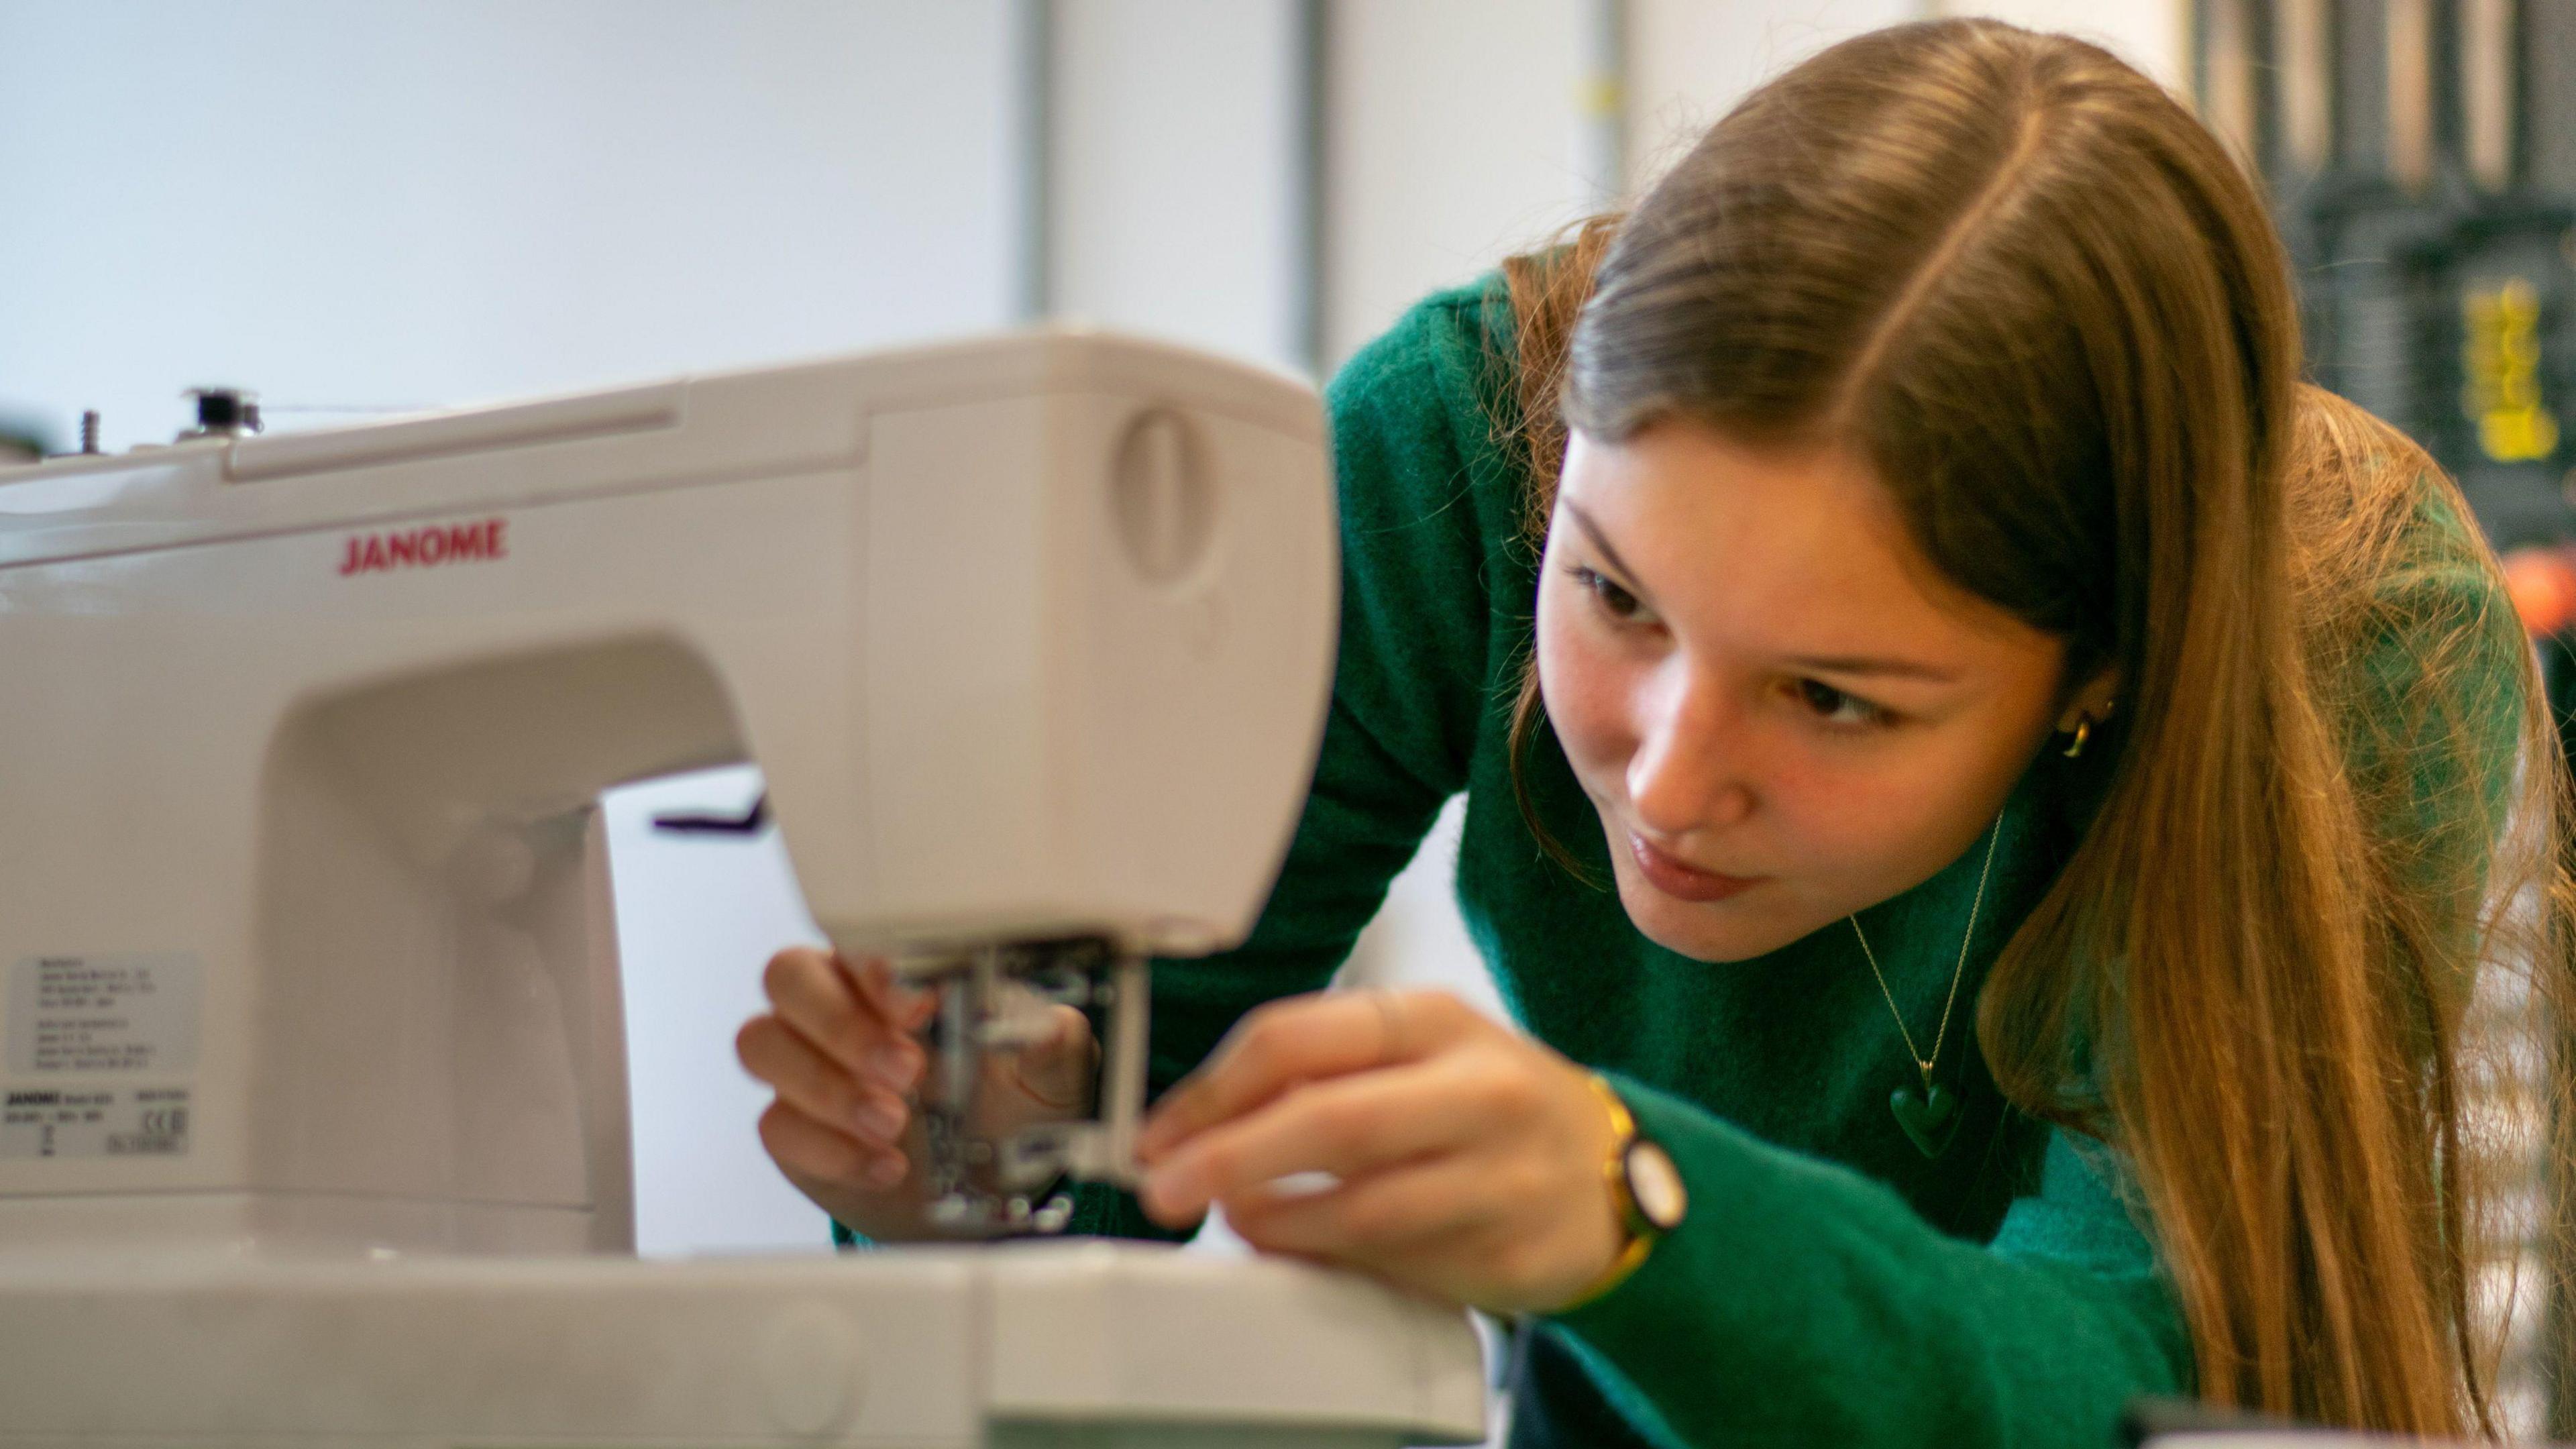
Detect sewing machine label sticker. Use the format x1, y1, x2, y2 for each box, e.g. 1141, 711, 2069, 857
6, 954, 202, 1075
0, 1086, 191, 1159
0, 954, 199, 1159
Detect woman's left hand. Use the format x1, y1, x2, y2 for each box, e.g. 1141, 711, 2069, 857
1134, 988, 1629, 1314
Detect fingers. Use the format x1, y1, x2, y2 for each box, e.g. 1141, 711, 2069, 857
761, 948, 924, 1093
1224, 1150, 1506, 1260
1228, 1151, 1597, 1313
743, 948, 932, 1199
1124, 992, 1626, 1316
1138, 989, 1479, 1164
1138, 1056, 1495, 1226
759, 1099, 908, 1193
735, 1013, 910, 1148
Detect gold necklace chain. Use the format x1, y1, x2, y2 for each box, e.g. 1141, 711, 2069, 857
1848, 814, 2002, 1092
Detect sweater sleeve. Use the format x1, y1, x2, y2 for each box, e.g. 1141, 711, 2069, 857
1056, 290, 1507, 1240
1545, 1079, 2190, 1449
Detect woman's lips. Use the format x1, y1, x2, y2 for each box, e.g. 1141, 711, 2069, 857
1627, 832, 1764, 903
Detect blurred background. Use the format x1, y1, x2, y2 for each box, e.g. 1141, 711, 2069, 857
1, 0, 2564, 1430
2196, 2, 2575, 1436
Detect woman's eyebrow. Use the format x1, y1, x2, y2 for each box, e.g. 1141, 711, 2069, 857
1779, 653, 1961, 683
1566, 499, 1958, 682
1563, 502, 1646, 587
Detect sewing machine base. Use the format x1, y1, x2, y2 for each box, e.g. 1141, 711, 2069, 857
0, 1240, 1484, 1446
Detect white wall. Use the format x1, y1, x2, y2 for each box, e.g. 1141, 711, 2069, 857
1322, 0, 1597, 368
0, 1, 1018, 454
1051, 0, 1305, 372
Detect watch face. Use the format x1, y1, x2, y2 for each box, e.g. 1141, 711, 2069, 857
1625, 1139, 1688, 1231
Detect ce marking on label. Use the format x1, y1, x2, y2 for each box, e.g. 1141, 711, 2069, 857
140, 1108, 187, 1136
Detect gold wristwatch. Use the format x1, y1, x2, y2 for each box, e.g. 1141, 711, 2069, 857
1562, 1073, 1687, 1309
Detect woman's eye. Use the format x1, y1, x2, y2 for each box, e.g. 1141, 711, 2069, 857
1794, 678, 1894, 729
1570, 566, 1644, 621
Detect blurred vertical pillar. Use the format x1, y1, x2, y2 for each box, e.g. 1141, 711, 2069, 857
2460, 0, 2514, 193
1575, 0, 1630, 207
2277, 0, 2334, 176
1292, 0, 1330, 376
1012, 0, 1057, 323
2194, 0, 2271, 170
2532, 0, 2576, 199
2317, 0, 2443, 429
2386, 0, 2439, 194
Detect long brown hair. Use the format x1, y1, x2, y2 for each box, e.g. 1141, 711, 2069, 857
1501, 19, 2573, 1433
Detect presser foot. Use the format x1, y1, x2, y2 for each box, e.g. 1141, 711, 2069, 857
901, 936, 1150, 1239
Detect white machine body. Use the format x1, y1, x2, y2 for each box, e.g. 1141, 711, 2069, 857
0, 335, 1485, 1446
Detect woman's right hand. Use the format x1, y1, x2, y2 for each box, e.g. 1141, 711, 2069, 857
736, 947, 1097, 1240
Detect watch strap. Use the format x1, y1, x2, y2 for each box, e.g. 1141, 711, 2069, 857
1557, 1073, 1659, 1311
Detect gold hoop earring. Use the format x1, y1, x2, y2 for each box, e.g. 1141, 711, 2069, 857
2060, 717, 2091, 759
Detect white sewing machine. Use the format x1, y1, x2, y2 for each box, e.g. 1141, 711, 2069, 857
0, 337, 1485, 1446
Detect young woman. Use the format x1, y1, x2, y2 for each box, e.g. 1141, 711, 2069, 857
737, 19, 2573, 1444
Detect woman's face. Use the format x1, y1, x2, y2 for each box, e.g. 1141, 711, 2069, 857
1536, 418, 2098, 963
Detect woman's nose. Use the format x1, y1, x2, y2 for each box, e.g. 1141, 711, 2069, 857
1625, 670, 1754, 835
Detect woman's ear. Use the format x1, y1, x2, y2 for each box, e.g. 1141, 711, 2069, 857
2055, 667, 2120, 734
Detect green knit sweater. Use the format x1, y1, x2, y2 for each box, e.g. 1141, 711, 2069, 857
846, 275, 2524, 1448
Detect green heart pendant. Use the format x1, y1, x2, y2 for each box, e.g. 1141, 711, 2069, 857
1890, 1081, 1961, 1159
